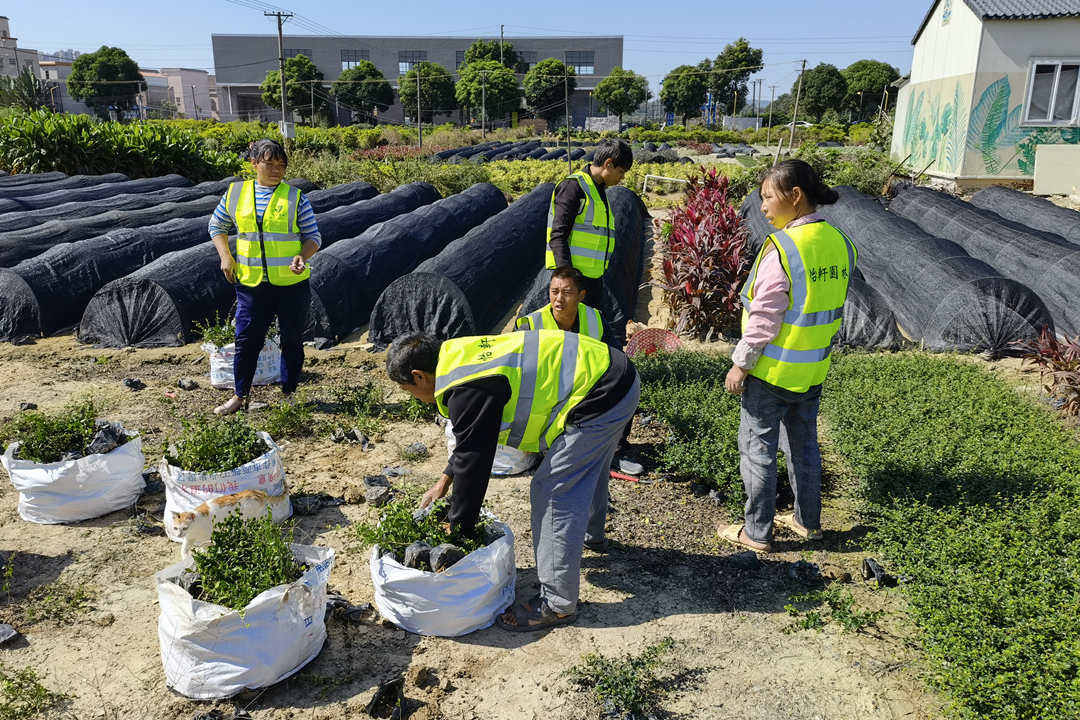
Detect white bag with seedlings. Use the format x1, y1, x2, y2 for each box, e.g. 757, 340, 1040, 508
156, 543, 334, 699
203, 337, 281, 390
160, 431, 290, 541
369, 514, 515, 637
1, 423, 144, 524
444, 418, 540, 475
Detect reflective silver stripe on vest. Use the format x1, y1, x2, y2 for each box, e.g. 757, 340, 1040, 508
527, 309, 545, 330
573, 174, 596, 226
505, 331, 540, 448
569, 246, 609, 261
237, 255, 295, 267
571, 221, 607, 235
584, 306, 600, 339
784, 307, 843, 326
226, 181, 243, 217
538, 332, 581, 452
287, 184, 300, 230
772, 230, 807, 315
840, 229, 857, 277
435, 350, 525, 392
761, 342, 833, 364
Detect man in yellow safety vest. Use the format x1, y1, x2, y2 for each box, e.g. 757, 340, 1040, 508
387, 329, 640, 632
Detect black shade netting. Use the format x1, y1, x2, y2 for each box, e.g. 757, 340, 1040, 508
0, 173, 127, 201
368, 272, 477, 349
0, 171, 67, 187
285, 178, 320, 193
74, 182, 387, 348
0, 178, 233, 232
403, 182, 553, 334
971, 185, 1080, 246
891, 185, 1080, 336
818, 186, 1052, 353
307, 182, 506, 344
0, 174, 170, 212
741, 189, 918, 350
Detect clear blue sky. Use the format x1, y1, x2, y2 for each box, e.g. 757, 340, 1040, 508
7, 0, 931, 98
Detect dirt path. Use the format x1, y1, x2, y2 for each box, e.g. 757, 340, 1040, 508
0, 209, 946, 719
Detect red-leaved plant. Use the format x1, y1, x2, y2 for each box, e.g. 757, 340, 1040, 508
658, 166, 750, 339
1015, 326, 1080, 416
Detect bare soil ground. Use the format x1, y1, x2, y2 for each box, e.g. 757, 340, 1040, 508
0, 206, 952, 719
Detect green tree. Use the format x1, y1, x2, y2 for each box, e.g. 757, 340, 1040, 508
66, 46, 143, 119
707, 38, 764, 115
842, 59, 900, 121
660, 65, 706, 126
455, 59, 521, 124
464, 39, 520, 72
0, 68, 51, 110
260, 54, 328, 125
592, 67, 650, 125
523, 58, 574, 127
331, 60, 393, 122
398, 61, 456, 123
795, 63, 847, 121
766, 92, 794, 126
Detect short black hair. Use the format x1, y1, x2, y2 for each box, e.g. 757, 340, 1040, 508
549, 266, 585, 292
386, 332, 441, 384
249, 138, 288, 165
592, 139, 633, 171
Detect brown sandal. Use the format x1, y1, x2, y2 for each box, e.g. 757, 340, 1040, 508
716, 523, 772, 553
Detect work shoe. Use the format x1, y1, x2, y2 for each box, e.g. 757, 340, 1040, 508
775, 512, 823, 540
583, 537, 610, 553
611, 455, 644, 476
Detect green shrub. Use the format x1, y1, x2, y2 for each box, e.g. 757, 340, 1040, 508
194, 311, 235, 349
627, 126, 743, 144
262, 394, 313, 439
794, 145, 896, 197
165, 416, 268, 473
284, 153, 490, 196
847, 122, 873, 145
636, 352, 745, 515
565, 637, 676, 717
354, 495, 492, 560
0, 664, 67, 719
0, 109, 242, 180
0, 399, 104, 464
784, 584, 883, 634
821, 353, 1080, 720
191, 511, 304, 612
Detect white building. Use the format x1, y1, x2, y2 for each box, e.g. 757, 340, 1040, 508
160, 68, 213, 120
38, 60, 93, 115
892, 0, 1080, 183
0, 16, 40, 80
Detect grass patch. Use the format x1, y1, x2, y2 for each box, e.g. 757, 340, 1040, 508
636, 351, 745, 516
0, 399, 103, 464
784, 584, 884, 634
22, 582, 94, 625
385, 396, 437, 424
565, 636, 676, 717
0, 665, 67, 719
165, 415, 267, 473
354, 495, 491, 559
821, 352, 1080, 720
191, 511, 304, 612
262, 394, 314, 439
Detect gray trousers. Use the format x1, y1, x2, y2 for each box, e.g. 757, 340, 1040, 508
739, 375, 823, 544
530, 374, 640, 614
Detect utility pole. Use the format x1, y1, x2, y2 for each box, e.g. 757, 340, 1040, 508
265, 10, 293, 136
767, 84, 775, 145
788, 59, 806, 153
880, 85, 889, 113
499, 25, 504, 65
190, 84, 199, 120
309, 81, 314, 124
417, 67, 422, 151
564, 69, 571, 174
481, 71, 486, 138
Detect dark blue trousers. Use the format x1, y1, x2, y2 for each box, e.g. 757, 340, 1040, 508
233, 280, 310, 398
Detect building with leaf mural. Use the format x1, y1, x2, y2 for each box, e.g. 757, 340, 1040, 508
891, 0, 1080, 183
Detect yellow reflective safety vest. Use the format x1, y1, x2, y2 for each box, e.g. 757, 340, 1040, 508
225, 180, 308, 287
545, 169, 615, 278
740, 221, 857, 393
434, 329, 612, 453
515, 302, 603, 341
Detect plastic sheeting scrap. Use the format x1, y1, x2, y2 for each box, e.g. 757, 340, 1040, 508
307, 183, 505, 343
970, 184, 1080, 246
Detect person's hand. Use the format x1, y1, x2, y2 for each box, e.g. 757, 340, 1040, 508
220, 254, 236, 283
290, 255, 306, 274
419, 475, 452, 509
725, 365, 748, 394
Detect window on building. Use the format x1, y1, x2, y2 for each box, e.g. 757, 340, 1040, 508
284, 48, 313, 60
455, 50, 466, 69
565, 51, 595, 75
43, 70, 50, 79
399, 50, 427, 76
341, 48, 370, 71
519, 51, 537, 71
1024, 60, 1080, 125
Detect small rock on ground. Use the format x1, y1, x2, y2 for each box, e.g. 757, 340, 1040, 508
177, 378, 199, 391
122, 377, 145, 391
17, 402, 36, 411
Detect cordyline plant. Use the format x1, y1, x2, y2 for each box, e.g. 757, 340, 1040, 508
658, 166, 750, 338
1015, 326, 1080, 416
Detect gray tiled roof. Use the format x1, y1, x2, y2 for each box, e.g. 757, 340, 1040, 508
913, 0, 1080, 44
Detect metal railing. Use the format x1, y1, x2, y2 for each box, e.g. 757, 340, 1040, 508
641, 174, 689, 195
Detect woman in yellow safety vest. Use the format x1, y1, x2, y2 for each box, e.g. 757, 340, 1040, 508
208, 139, 321, 415
717, 160, 856, 553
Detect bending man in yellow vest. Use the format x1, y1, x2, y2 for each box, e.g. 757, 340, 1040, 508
516, 266, 644, 477
718, 160, 856, 553
208, 139, 320, 416
545, 139, 632, 341
387, 329, 640, 631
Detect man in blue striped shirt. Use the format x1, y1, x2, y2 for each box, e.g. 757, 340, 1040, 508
209, 139, 322, 415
